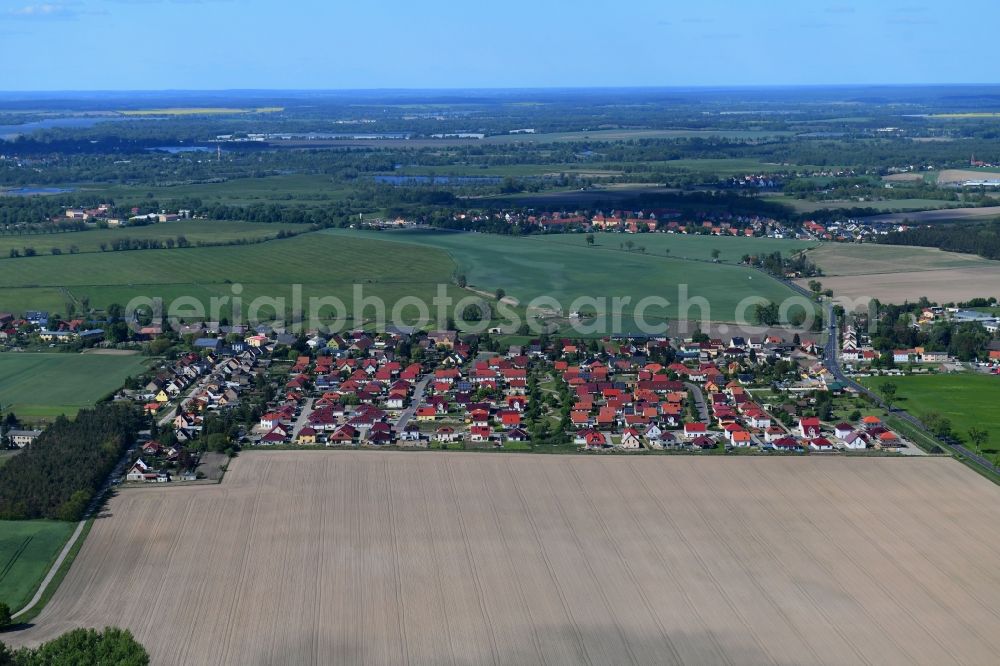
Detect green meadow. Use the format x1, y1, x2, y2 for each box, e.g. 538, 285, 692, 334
322, 228, 809, 324
0, 232, 463, 320
862, 373, 1000, 456
0, 219, 311, 257
0, 519, 75, 612
0, 353, 153, 421
80, 174, 354, 206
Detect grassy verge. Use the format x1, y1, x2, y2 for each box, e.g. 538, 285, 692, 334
883, 415, 945, 454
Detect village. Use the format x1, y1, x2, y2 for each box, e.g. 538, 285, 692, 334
7, 297, 1000, 481
99, 319, 946, 485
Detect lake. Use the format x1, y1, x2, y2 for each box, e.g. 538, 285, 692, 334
1, 187, 77, 196
0, 116, 130, 139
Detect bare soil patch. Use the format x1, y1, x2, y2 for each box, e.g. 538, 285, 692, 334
80, 348, 141, 356
815, 270, 1000, 305
882, 172, 926, 182
936, 169, 1000, 184
865, 205, 1000, 224
800, 243, 1000, 303
9, 452, 1000, 665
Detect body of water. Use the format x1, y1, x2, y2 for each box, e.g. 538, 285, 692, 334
2, 187, 77, 196
0, 116, 129, 139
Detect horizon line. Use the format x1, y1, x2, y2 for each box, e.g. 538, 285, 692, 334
2, 82, 1000, 96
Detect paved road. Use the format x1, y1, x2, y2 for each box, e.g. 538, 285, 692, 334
395, 375, 431, 431
156, 373, 216, 428
290, 397, 315, 437
684, 382, 710, 424
820, 299, 1000, 473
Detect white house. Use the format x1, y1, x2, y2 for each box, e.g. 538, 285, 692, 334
833, 423, 854, 440
619, 428, 642, 450
809, 437, 834, 452
126, 459, 150, 481
842, 431, 868, 450
8, 429, 42, 448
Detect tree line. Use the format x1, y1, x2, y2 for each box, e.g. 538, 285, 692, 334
0, 403, 142, 520
880, 219, 1000, 260
0, 627, 148, 665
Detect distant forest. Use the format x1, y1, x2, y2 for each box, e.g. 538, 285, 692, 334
880, 220, 1000, 260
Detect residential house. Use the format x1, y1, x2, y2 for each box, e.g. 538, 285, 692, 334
8, 429, 42, 448
619, 428, 642, 450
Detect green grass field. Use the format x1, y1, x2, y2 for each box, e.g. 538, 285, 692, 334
540, 231, 817, 262
481, 128, 794, 143
0, 519, 75, 612
862, 374, 1000, 456
81, 174, 354, 206
323, 229, 809, 325
0, 233, 463, 321
762, 195, 962, 214
0, 220, 311, 258
0, 353, 152, 421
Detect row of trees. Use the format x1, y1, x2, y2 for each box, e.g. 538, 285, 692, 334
0, 627, 148, 665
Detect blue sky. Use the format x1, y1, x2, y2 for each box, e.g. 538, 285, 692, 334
1, 0, 996, 90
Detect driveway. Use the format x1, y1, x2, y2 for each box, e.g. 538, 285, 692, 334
395, 375, 432, 431
290, 397, 315, 437
684, 382, 710, 424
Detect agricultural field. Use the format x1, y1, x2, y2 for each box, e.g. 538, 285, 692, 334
0, 520, 75, 612
798, 242, 1000, 304
119, 107, 283, 116
0, 353, 152, 420
646, 158, 818, 175
532, 231, 817, 263
862, 374, 1000, 457
934, 168, 1000, 184
766, 196, 961, 214
865, 205, 1000, 224
82, 174, 355, 207
0, 233, 462, 321
0, 220, 311, 257
485, 128, 794, 143
9, 451, 1000, 664
325, 229, 807, 326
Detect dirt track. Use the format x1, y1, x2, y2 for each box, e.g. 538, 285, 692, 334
9, 452, 1000, 665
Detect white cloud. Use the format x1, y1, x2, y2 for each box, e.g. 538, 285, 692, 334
8, 3, 76, 16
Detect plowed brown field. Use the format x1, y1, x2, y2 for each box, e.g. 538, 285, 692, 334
9, 452, 1000, 665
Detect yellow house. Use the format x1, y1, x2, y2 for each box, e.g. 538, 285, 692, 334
155, 390, 170, 403
296, 427, 318, 445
